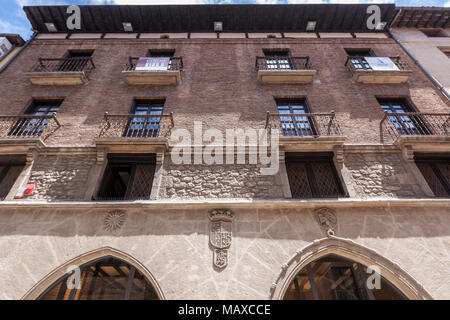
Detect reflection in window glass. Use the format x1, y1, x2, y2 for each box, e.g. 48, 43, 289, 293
39, 257, 159, 300
284, 255, 407, 300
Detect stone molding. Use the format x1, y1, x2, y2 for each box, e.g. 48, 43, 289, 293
1, 198, 449, 209
269, 237, 433, 300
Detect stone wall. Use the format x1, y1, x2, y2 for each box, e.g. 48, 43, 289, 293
18, 150, 432, 201
27, 154, 96, 200
161, 163, 284, 199
0, 204, 448, 300
344, 152, 425, 198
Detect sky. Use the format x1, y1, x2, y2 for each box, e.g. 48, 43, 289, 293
1, 0, 449, 40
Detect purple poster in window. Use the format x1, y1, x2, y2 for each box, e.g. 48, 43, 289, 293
135, 57, 170, 71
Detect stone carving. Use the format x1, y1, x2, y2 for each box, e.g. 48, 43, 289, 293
213, 249, 228, 269
314, 207, 337, 237
209, 209, 234, 269
104, 210, 127, 231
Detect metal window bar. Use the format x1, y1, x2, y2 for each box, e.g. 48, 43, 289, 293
0, 114, 61, 138
98, 113, 174, 139
32, 57, 95, 75
265, 112, 341, 137
286, 160, 344, 199
380, 112, 450, 142
124, 112, 162, 138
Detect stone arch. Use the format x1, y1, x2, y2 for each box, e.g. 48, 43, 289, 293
270, 237, 432, 300
21, 246, 165, 300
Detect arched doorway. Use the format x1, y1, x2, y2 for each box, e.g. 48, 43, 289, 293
38, 256, 159, 300
270, 237, 432, 300
283, 254, 407, 300
22, 247, 164, 300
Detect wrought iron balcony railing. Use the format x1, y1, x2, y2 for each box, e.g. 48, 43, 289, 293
380, 112, 450, 142
256, 56, 313, 71
0, 114, 61, 139
124, 57, 183, 71
97, 113, 174, 139
30, 57, 95, 75
265, 112, 342, 137
345, 55, 409, 73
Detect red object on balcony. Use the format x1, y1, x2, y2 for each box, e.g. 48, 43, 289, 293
24, 184, 35, 196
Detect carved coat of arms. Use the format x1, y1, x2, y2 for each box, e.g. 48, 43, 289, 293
209, 209, 234, 269
314, 207, 337, 236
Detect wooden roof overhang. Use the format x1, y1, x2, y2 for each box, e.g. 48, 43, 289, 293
391, 7, 450, 29
23, 4, 395, 34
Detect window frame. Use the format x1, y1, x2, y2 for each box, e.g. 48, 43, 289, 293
8, 99, 62, 138
0, 155, 26, 200
377, 98, 431, 136
38, 256, 159, 300
345, 48, 375, 70
263, 49, 293, 70
123, 99, 165, 138
283, 254, 408, 300
275, 98, 317, 137
96, 154, 157, 201
415, 154, 450, 198
285, 152, 345, 199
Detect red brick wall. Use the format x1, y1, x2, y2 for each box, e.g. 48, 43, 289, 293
1, 37, 448, 146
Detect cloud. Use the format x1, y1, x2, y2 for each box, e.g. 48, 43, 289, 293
99, 0, 390, 2
0, 18, 30, 36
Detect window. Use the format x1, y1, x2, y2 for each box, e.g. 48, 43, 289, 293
283, 255, 407, 300
58, 50, 94, 71
415, 155, 450, 198
420, 28, 448, 38
0, 44, 8, 55
263, 49, 292, 70
0, 155, 25, 200
345, 49, 374, 70
39, 257, 159, 300
378, 98, 431, 135
276, 99, 316, 136
285, 153, 345, 199
66, 50, 94, 58
123, 99, 165, 138
147, 49, 175, 57
96, 154, 156, 201
147, 49, 175, 69
9, 99, 62, 137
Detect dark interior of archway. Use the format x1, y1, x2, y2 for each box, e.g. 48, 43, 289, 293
38, 256, 159, 300
283, 254, 407, 300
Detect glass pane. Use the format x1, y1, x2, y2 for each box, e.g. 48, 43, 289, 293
39, 257, 159, 300
283, 272, 314, 300
311, 261, 362, 300
283, 255, 408, 300
276, 100, 313, 136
